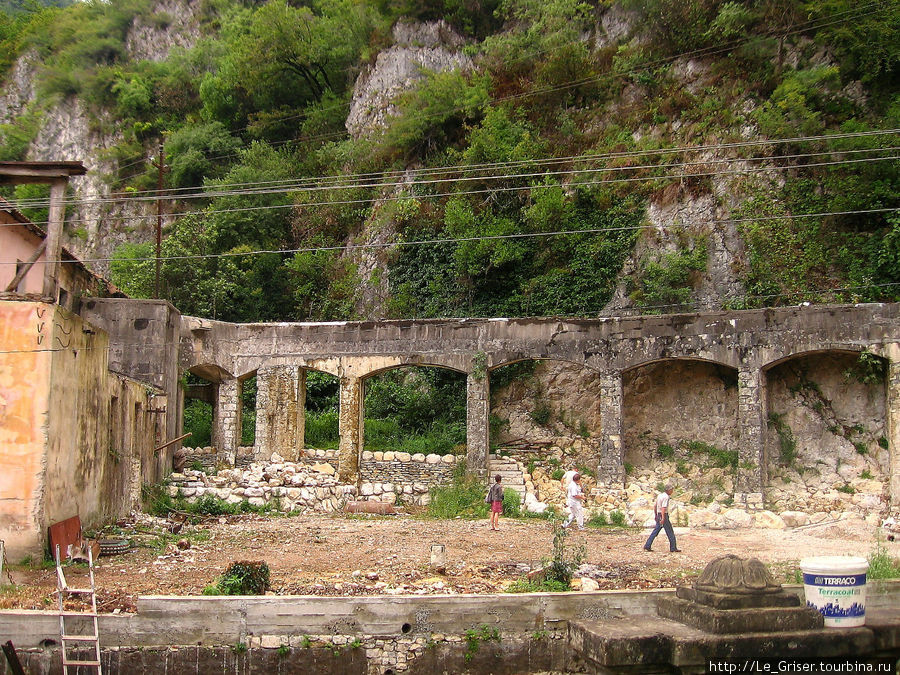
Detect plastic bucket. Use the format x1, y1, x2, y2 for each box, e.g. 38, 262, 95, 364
799, 556, 869, 627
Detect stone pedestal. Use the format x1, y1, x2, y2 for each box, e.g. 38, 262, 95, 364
657, 555, 823, 634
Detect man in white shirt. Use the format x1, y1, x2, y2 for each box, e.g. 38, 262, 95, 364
563, 473, 585, 530
643, 484, 680, 552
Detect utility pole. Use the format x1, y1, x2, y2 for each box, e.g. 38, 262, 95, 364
151, 140, 169, 299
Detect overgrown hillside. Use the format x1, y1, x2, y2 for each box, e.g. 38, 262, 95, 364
0, 0, 897, 322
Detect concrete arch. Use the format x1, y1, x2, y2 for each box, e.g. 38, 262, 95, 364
238, 357, 342, 378
360, 359, 469, 381
188, 363, 234, 383
622, 358, 741, 490
621, 355, 739, 376
761, 346, 871, 373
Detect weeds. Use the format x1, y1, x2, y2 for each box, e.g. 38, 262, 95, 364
868, 542, 900, 580
427, 462, 489, 519
464, 624, 500, 662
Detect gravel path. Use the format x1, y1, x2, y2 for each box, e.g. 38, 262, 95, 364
3, 512, 896, 613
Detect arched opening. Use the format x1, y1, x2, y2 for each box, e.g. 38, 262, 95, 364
489, 359, 601, 507
623, 359, 739, 505
305, 370, 339, 450
240, 373, 257, 448
764, 350, 888, 513
362, 365, 467, 455
182, 372, 214, 449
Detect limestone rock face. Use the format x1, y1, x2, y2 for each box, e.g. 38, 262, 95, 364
125, 0, 201, 62
0, 50, 37, 123
346, 20, 472, 138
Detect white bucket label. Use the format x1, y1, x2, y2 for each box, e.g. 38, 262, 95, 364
802, 572, 866, 621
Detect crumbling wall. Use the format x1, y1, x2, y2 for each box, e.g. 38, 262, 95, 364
0, 301, 167, 558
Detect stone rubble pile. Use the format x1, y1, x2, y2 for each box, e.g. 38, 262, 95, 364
524, 458, 888, 530
168, 454, 355, 513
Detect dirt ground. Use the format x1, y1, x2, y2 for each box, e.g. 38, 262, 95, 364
3, 511, 897, 614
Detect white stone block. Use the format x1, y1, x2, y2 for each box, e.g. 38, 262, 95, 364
373, 452, 384, 461
441, 454, 455, 464
396, 452, 411, 462
426, 454, 441, 464
580, 577, 600, 592
248, 497, 266, 507
383, 451, 395, 461
412, 454, 426, 462
362, 451, 374, 460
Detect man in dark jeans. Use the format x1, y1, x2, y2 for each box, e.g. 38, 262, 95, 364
644, 484, 681, 552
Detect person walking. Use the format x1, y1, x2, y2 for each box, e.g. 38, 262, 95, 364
563, 472, 585, 530
644, 484, 681, 552
487, 474, 504, 530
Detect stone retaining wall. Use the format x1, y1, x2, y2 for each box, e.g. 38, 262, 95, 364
170, 451, 462, 511
359, 451, 459, 505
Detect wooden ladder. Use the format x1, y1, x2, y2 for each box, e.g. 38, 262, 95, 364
55, 545, 102, 674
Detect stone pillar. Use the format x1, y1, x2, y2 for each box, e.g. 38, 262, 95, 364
598, 371, 624, 484
736, 366, 766, 504
466, 373, 490, 476
338, 375, 363, 483
212, 377, 241, 457
297, 368, 306, 452
887, 360, 900, 507
254, 366, 303, 462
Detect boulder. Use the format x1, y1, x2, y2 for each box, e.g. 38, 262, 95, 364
752, 510, 786, 529
780, 511, 810, 528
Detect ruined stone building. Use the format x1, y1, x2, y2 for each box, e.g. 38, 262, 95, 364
0, 163, 171, 558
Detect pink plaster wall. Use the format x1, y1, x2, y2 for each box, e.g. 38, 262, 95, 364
0, 214, 47, 295
0, 301, 52, 555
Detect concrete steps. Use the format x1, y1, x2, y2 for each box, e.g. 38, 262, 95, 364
488, 454, 529, 502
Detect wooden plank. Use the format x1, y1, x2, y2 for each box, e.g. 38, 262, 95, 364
2, 641, 26, 675
4, 240, 46, 293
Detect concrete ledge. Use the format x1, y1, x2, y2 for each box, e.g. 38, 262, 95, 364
1, 582, 897, 651
0, 589, 670, 648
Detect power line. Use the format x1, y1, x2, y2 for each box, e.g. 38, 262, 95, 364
3, 206, 894, 267
11, 128, 896, 209
14, 153, 894, 229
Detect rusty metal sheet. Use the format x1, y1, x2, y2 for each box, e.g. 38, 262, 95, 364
47, 515, 82, 560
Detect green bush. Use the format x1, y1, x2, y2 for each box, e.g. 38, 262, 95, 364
206, 561, 270, 596
192, 494, 238, 517
550, 468, 565, 481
